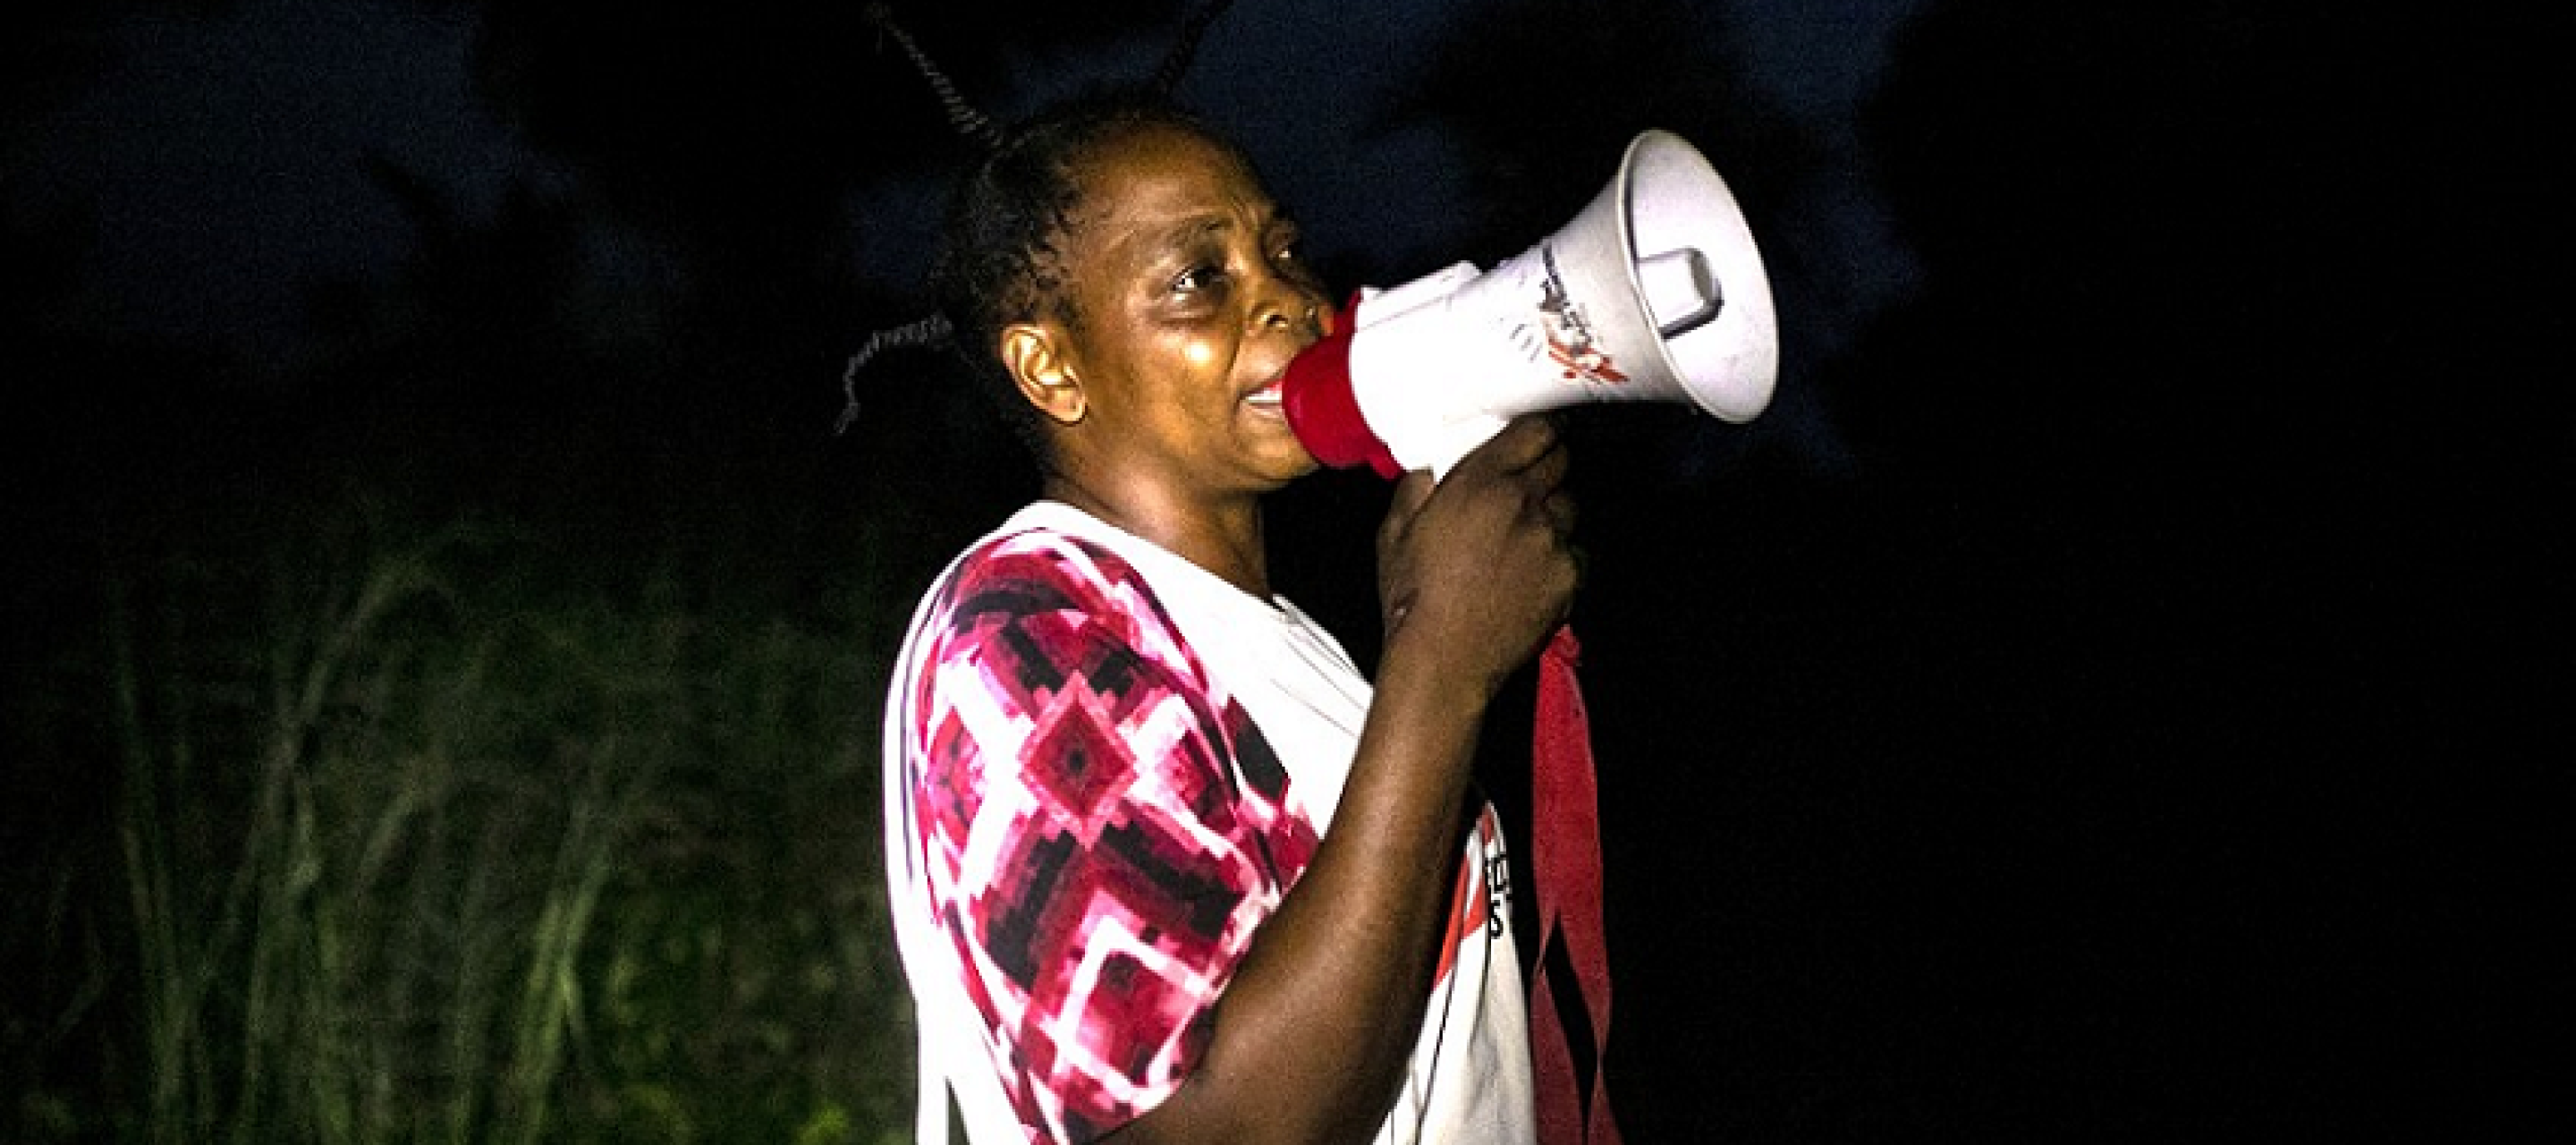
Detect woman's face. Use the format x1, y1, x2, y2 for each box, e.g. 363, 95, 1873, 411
1038, 123, 1334, 499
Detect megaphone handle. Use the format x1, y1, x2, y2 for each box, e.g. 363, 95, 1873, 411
1531, 624, 1622, 1145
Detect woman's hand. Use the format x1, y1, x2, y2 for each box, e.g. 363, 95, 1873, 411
1375, 414, 1580, 700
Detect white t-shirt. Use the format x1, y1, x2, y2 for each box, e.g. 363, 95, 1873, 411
883, 501, 1536, 1143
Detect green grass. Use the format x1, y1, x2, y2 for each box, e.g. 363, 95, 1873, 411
25, 481, 919, 1144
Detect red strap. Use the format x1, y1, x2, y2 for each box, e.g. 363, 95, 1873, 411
1531, 625, 1621, 1145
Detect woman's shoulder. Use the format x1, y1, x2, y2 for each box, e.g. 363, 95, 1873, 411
936, 524, 1199, 666
950, 525, 1147, 606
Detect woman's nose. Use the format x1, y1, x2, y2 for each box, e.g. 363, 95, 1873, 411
1253, 276, 1326, 337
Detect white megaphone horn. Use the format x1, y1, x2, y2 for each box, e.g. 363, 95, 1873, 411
1280, 129, 1778, 480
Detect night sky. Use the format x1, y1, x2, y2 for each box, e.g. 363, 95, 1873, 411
6, 1, 2565, 1139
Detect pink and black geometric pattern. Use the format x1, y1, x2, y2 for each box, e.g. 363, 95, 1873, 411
906, 530, 1320, 1142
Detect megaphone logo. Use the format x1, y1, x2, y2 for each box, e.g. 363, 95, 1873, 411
1281, 129, 1778, 479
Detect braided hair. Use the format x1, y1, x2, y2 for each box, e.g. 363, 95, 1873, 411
838, 2, 1241, 467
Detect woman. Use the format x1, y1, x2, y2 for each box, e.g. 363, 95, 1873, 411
882, 87, 1579, 1144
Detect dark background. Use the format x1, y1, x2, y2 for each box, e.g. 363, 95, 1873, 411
7, 0, 2564, 1139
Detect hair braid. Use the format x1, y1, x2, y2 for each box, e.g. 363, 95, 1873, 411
1150, 0, 1238, 99
835, 312, 953, 435
863, 4, 1001, 148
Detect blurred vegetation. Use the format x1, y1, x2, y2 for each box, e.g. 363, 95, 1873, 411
7, 465, 921, 1143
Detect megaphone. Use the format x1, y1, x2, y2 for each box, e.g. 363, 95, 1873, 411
1281, 129, 1777, 479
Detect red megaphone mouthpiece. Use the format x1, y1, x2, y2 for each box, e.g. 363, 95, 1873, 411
1279, 301, 1405, 479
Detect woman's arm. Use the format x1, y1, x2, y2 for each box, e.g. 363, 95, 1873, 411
1110, 415, 1578, 1145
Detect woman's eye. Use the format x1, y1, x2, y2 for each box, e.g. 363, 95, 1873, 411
1274, 240, 1321, 287
1174, 264, 1226, 293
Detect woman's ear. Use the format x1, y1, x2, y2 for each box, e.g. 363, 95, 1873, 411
1001, 323, 1086, 425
